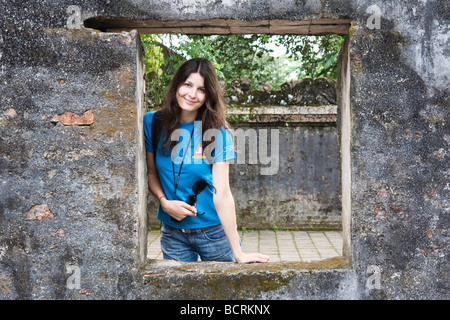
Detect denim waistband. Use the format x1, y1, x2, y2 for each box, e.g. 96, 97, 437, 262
163, 223, 221, 234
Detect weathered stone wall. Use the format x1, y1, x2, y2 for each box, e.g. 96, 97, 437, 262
1, 0, 449, 300
228, 123, 341, 230
0, 26, 148, 298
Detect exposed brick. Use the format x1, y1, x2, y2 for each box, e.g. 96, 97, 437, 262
50, 110, 94, 126
25, 205, 54, 221
51, 228, 65, 237
3, 108, 18, 119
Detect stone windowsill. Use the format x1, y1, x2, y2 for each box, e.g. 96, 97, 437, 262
142, 256, 350, 278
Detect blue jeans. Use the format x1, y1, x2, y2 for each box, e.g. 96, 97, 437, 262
160, 224, 235, 262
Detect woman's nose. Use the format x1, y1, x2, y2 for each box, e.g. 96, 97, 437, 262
187, 89, 197, 98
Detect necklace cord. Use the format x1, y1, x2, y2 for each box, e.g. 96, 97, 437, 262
172, 123, 196, 197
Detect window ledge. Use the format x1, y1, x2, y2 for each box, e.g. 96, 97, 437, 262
140, 256, 350, 299
141, 256, 350, 278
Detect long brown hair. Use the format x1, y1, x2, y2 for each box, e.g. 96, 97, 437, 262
160, 58, 229, 154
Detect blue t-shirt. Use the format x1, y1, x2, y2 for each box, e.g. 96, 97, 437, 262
143, 111, 236, 229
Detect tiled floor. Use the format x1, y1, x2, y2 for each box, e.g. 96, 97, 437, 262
147, 229, 343, 262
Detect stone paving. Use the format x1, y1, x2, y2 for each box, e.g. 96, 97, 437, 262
147, 229, 343, 262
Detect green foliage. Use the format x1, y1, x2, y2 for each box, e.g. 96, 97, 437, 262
140, 33, 344, 108
168, 34, 280, 88
275, 34, 345, 80
140, 34, 166, 107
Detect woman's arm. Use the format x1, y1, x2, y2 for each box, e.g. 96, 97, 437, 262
212, 161, 269, 263
146, 151, 197, 221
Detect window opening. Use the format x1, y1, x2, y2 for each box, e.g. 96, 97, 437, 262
141, 33, 348, 263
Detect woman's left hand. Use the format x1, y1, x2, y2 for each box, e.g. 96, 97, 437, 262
234, 252, 270, 264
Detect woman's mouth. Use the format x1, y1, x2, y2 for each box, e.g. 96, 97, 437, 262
184, 97, 196, 105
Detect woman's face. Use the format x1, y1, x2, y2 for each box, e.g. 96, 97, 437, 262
176, 72, 206, 118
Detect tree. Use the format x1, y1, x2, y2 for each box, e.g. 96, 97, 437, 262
275, 34, 344, 80
140, 33, 344, 107
140, 34, 167, 106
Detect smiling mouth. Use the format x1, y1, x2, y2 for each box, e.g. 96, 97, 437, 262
184, 98, 197, 104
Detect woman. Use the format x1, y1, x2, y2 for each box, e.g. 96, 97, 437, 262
144, 58, 269, 263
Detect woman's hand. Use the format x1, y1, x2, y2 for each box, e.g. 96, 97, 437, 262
160, 197, 197, 222
234, 252, 270, 264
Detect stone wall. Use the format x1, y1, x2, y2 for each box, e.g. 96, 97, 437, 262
0, 28, 147, 298
228, 123, 341, 230
1, 0, 449, 300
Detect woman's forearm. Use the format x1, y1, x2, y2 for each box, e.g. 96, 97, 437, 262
213, 191, 244, 261
212, 161, 269, 263
146, 152, 165, 201
148, 171, 165, 201
146, 152, 197, 221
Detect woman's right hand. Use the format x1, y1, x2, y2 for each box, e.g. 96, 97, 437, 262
160, 198, 197, 222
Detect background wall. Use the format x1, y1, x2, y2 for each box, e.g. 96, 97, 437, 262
229, 123, 341, 230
